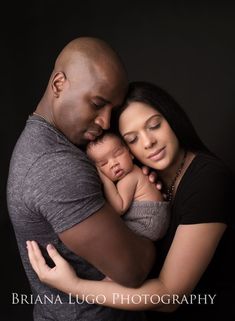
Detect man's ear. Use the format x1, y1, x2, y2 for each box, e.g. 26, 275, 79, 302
51, 72, 66, 98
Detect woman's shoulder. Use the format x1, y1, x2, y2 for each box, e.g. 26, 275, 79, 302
176, 152, 234, 225
186, 152, 233, 181
179, 152, 234, 199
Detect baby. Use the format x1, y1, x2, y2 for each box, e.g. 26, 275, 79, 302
87, 132, 170, 241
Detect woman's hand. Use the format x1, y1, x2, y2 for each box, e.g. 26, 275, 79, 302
26, 240, 79, 295
142, 166, 162, 191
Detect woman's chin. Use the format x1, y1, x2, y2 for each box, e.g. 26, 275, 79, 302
143, 159, 168, 171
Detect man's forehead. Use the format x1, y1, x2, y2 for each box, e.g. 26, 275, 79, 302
92, 82, 126, 106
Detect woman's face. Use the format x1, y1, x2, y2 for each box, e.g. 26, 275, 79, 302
119, 102, 180, 172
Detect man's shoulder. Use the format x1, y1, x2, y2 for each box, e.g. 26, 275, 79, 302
16, 119, 93, 173
26, 149, 97, 186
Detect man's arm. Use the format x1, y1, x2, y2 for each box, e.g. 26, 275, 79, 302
59, 202, 155, 287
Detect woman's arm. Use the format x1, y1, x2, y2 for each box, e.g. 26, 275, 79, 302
27, 222, 226, 312
98, 169, 138, 215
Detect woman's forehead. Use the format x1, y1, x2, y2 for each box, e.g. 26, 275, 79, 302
119, 102, 160, 132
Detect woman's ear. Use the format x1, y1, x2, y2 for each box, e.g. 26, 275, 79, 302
51, 72, 66, 98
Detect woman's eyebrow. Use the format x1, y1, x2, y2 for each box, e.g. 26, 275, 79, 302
122, 114, 161, 136
123, 131, 135, 137
145, 114, 161, 123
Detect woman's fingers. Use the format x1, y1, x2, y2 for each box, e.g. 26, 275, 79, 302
27, 241, 51, 277
142, 166, 149, 175
141, 166, 157, 182
46, 243, 66, 266
149, 172, 157, 183
142, 166, 159, 184
26, 241, 50, 276
26, 240, 41, 275
142, 166, 163, 190
156, 181, 162, 190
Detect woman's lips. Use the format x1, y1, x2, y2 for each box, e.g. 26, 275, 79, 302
147, 147, 166, 161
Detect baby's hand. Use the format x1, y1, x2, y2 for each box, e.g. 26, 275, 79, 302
96, 167, 112, 184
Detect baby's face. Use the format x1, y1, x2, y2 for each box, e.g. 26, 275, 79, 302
87, 135, 134, 181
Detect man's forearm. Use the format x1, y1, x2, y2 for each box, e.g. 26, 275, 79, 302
59, 204, 156, 288
119, 234, 156, 288
130, 237, 156, 287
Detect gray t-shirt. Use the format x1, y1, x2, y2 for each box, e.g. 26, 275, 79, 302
7, 115, 145, 321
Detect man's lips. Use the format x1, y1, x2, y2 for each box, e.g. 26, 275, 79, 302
147, 147, 166, 161
85, 129, 103, 140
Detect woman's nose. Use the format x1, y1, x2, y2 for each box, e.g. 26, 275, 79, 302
142, 133, 156, 149
94, 107, 111, 130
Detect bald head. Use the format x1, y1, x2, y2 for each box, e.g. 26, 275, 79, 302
53, 37, 128, 84
37, 37, 128, 146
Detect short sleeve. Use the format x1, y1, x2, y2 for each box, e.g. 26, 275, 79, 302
177, 160, 233, 225
23, 151, 105, 233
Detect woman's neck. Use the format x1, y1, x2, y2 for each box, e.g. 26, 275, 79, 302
160, 150, 196, 200
160, 149, 185, 185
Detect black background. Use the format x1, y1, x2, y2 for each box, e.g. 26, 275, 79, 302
1, 1, 235, 320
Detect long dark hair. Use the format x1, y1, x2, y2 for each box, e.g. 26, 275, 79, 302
112, 81, 209, 153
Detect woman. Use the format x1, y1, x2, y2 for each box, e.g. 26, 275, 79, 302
27, 82, 235, 320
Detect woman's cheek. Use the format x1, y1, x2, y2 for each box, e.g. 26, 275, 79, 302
128, 145, 138, 157
130, 146, 145, 163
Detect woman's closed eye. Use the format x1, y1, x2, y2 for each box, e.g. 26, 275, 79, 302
148, 122, 161, 130
125, 136, 137, 144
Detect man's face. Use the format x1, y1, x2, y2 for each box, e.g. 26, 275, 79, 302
52, 64, 127, 146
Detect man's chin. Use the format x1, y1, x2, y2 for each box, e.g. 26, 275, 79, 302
74, 138, 89, 147
73, 132, 100, 147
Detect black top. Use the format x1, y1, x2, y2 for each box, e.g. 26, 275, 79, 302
147, 153, 235, 321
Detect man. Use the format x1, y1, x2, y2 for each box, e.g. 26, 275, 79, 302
7, 37, 155, 321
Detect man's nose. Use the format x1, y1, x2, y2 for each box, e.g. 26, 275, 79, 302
94, 107, 111, 130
